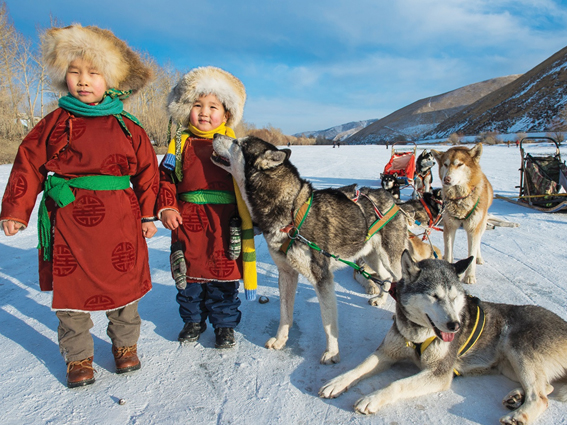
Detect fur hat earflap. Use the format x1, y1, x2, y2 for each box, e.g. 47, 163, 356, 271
167, 66, 246, 128
42, 24, 152, 94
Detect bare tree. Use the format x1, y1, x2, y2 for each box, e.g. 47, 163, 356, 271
0, 1, 24, 139
127, 53, 179, 147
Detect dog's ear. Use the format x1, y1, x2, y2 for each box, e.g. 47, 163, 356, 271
454, 256, 474, 278
401, 249, 420, 281
431, 150, 443, 165
469, 143, 483, 164
380, 173, 384, 178
255, 149, 288, 170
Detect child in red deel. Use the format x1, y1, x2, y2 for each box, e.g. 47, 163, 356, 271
0, 25, 159, 388
157, 67, 256, 349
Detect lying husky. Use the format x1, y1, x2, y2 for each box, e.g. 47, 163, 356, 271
414, 150, 435, 197
320, 252, 567, 424
211, 135, 408, 364
431, 144, 493, 284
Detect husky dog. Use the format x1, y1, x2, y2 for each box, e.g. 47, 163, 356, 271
320, 252, 567, 424
211, 135, 408, 364
380, 173, 400, 199
431, 144, 493, 284
414, 150, 435, 196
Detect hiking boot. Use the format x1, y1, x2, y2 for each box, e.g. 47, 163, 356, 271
112, 345, 141, 374
66, 356, 95, 388
214, 327, 236, 349
178, 322, 206, 343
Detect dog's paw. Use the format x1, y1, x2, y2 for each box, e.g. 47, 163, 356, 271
365, 282, 380, 295
369, 293, 387, 307
265, 336, 287, 350
503, 388, 525, 410
500, 411, 528, 425
463, 275, 477, 284
320, 350, 340, 365
319, 377, 349, 398
354, 395, 381, 415
476, 256, 484, 265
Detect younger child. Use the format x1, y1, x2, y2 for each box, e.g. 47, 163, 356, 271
157, 67, 256, 349
0, 25, 159, 388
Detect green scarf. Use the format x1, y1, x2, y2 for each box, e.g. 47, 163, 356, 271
58, 89, 142, 136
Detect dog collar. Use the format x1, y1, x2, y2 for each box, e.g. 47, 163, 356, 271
405, 295, 485, 376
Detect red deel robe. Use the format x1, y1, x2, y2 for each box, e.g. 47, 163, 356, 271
0, 108, 159, 311
157, 137, 243, 282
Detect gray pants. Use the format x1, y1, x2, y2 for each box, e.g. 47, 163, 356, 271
56, 302, 141, 363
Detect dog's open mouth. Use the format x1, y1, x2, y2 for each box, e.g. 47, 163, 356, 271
211, 151, 231, 167
427, 315, 456, 342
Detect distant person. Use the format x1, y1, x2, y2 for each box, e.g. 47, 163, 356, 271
157, 67, 256, 350
0, 25, 158, 388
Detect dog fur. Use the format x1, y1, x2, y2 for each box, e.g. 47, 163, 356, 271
211, 135, 408, 364
431, 144, 493, 284
320, 252, 567, 424
414, 150, 435, 196
380, 173, 400, 199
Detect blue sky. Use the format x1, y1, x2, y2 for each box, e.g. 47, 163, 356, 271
5, 0, 567, 134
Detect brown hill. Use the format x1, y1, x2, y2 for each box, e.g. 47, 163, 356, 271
426, 45, 567, 138
345, 75, 521, 144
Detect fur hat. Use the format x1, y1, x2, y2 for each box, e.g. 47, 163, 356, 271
167, 66, 246, 128
42, 24, 152, 94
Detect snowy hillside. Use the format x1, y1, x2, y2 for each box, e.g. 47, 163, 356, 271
1, 144, 567, 424
294, 119, 377, 141
427, 45, 567, 138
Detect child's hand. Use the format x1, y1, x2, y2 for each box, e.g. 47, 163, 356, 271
142, 221, 157, 239
161, 210, 183, 231
2, 220, 23, 236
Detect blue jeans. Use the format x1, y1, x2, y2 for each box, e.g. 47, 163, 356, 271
176, 280, 241, 328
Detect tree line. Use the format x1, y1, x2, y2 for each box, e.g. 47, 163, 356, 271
0, 3, 317, 163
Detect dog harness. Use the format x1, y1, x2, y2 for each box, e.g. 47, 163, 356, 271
278, 190, 394, 291
415, 170, 432, 194
405, 295, 486, 376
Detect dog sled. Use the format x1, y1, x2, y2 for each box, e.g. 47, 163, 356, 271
382, 142, 417, 186
495, 136, 567, 212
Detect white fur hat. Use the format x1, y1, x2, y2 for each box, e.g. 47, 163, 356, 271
167, 66, 246, 128
42, 24, 152, 94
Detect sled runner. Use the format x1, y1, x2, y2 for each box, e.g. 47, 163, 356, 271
495, 136, 567, 212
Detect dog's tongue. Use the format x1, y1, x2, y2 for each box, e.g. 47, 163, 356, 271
440, 331, 455, 342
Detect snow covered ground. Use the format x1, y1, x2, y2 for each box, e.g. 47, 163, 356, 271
1, 143, 567, 425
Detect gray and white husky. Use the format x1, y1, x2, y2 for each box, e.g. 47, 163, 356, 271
320, 251, 567, 424
211, 135, 408, 364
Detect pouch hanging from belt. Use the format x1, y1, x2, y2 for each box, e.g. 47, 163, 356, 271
228, 215, 242, 260
170, 230, 187, 290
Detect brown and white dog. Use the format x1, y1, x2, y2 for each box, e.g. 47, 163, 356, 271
431, 144, 493, 284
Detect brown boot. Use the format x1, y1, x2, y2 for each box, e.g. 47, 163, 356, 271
66, 357, 95, 388
112, 344, 141, 374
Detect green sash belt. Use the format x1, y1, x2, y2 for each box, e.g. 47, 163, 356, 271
38, 174, 131, 261
179, 190, 236, 205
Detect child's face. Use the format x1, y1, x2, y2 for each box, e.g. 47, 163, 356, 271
65, 57, 108, 104
189, 94, 229, 132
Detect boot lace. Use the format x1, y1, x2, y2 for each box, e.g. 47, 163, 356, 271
67, 358, 95, 374
113, 345, 137, 359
